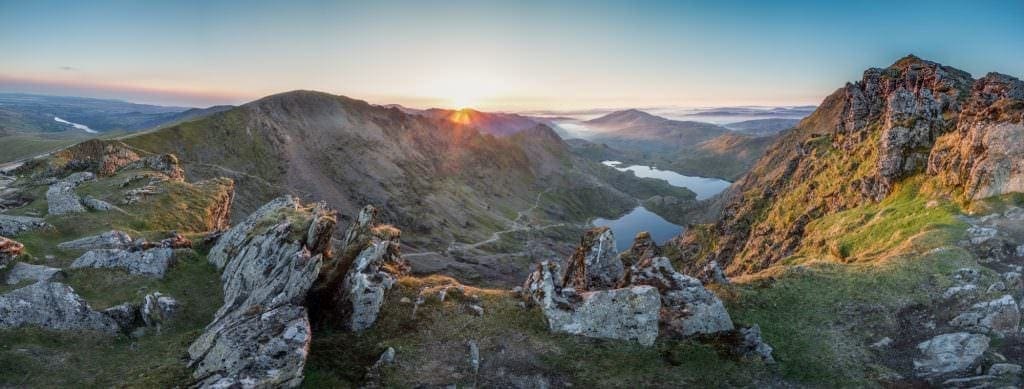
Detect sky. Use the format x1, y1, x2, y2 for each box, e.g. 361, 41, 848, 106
1, 0, 1022, 110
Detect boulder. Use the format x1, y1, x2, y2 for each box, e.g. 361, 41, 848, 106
914, 332, 990, 377
4, 262, 65, 285
561, 227, 621, 290
70, 248, 175, 278
141, 292, 179, 328
524, 260, 661, 346
0, 281, 119, 333
102, 303, 140, 331
82, 196, 116, 211
949, 295, 1021, 336
342, 239, 401, 331
188, 196, 334, 388
621, 256, 734, 337
734, 325, 775, 363
0, 236, 24, 269
46, 181, 86, 215
0, 214, 49, 236
989, 363, 1023, 376
58, 230, 134, 251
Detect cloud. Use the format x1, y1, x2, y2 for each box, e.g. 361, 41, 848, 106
58, 66, 78, 71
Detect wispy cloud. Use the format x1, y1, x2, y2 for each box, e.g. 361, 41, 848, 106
58, 66, 78, 71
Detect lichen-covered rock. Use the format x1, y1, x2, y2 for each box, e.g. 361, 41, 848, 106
734, 325, 775, 363
4, 262, 65, 285
914, 332, 990, 377
309, 204, 407, 331
524, 260, 661, 346
949, 295, 1021, 336
46, 180, 87, 215
621, 256, 734, 337
82, 195, 116, 211
617, 231, 659, 267
102, 303, 140, 331
0, 281, 119, 333
189, 305, 311, 388
69, 248, 175, 278
141, 292, 178, 328
561, 227, 621, 290
58, 230, 134, 251
0, 236, 24, 269
189, 196, 334, 388
0, 214, 49, 236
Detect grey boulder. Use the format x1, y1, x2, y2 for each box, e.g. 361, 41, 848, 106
623, 256, 734, 337
949, 295, 1021, 336
46, 181, 86, 215
69, 247, 175, 278
5, 262, 65, 285
58, 230, 134, 251
0, 281, 119, 333
0, 214, 49, 236
914, 332, 990, 377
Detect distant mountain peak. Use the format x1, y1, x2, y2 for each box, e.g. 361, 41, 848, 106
585, 109, 668, 128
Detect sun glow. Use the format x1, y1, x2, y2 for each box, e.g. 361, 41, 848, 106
418, 70, 504, 110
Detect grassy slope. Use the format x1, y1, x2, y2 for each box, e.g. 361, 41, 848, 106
0, 164, 231, 386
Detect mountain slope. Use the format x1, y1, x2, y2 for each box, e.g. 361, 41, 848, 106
126, 90, 697, 284
724, 118, 800, 136
419, 108, 541, 136
679, 55, 1024, 275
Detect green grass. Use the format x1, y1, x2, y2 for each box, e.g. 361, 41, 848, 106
0, 134, 83, 164
0, 251, 222, 387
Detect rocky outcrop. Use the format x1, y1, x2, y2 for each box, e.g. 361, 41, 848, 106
928, 73, 1024, 200
58, 230, 134, 251
617, 231, 659, 267
523, 230, 742, 347
70, 247, 176, 278
621, 256, 734, 337
0, 214, 48, 236
141, 292, 179, 329
561, 227, 621, 290
524, 260, 661, 346
309, 205, 408, 331
914, 332, 989, 377
0, 281, 120, 333
681, 56, 1024, 276
0, 236, 24, 269
82, 195, 117, 211
949, 295, 1021, 336
188, 196, 335, 388
5, 262, 65, 285
45, 172, 95, 215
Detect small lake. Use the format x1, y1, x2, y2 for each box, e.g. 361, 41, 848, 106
593, 206, 683, 250
602, 160, 731, 200
594, 161, 732, 249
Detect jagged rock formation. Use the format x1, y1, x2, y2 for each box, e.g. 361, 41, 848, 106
103, 291, 180, 333
308, 204, 408, 331
680, 55, 1024, 275
0, 236, 23, 269
46, 179, 88, 215
524, 229, 749, 349
70, 247, 176, 278
929, 73, 1024, 199
188, 196, 335, 388
617, 231, 659, 267
620, 256, 734, 337
21, 139, 185, 180
561, 227, 622, 290
524, 260, 661, 346
0, 214, 49, 236
0, 281, 120, 333
948, 294, 1020, 337
4, 262, 64, 285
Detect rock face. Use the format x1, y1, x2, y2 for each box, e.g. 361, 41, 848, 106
949, 295, 1021, 336
58, 230, 134, 251
914, 332, 990, 377
562, 227, 622, 290
309, 204, 408, 331
617, 231, 660, 267
188, 196, 335, 388
929, 73, 1024, 200
0, 281, 120, 333
524, 260, 661, 346
140, 292, 179, 329
621, 256, 734, 337
0, 214, 49, 236
5, 262, 65, 285
0, 236, 24, 269
70, 248, 176, 278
